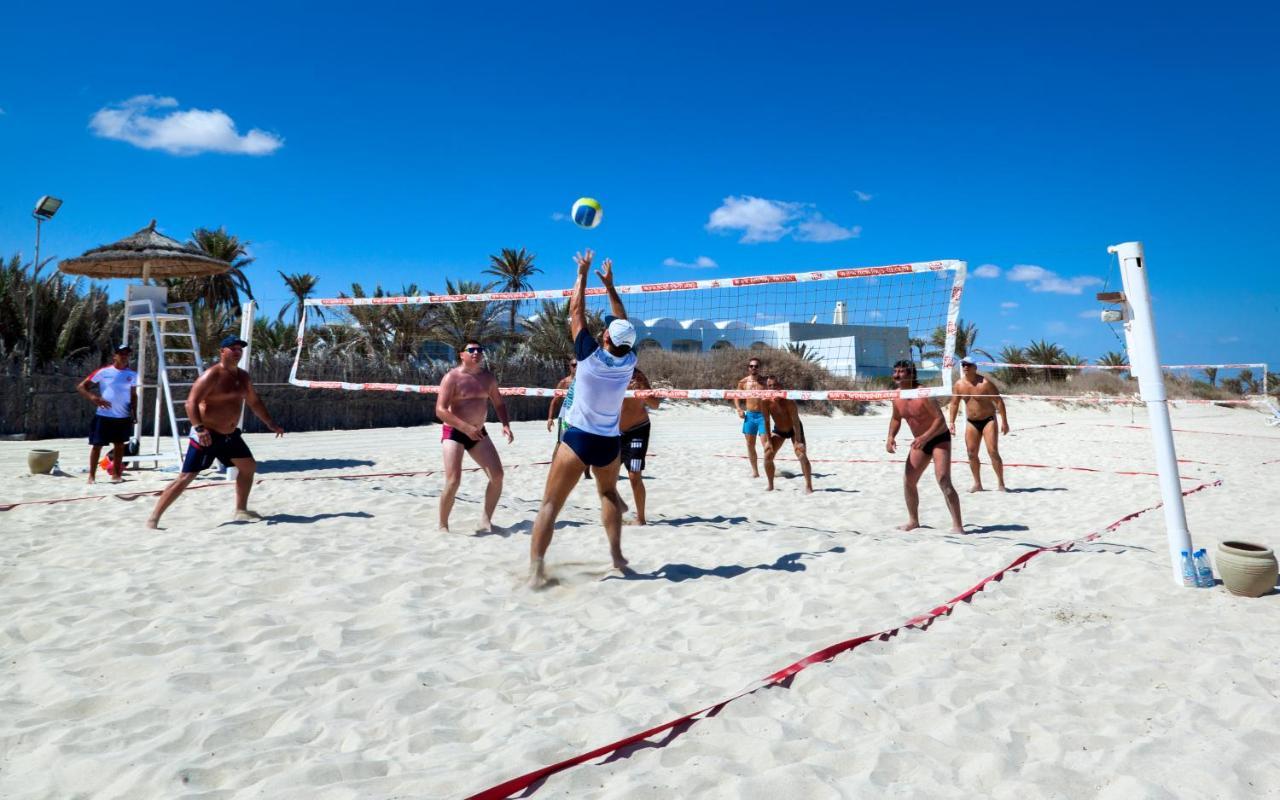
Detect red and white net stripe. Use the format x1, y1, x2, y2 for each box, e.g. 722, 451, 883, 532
301, 261, 963, 307
280, 383, 950, 401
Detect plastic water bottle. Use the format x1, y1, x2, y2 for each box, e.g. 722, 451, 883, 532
1193, 548, 1215, 588
1180, 550, 1197, 587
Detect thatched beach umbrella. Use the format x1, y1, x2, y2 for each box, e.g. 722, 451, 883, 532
59, 220, 229, 282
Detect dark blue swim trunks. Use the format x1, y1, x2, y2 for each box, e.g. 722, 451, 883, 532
562, 425, 621, 468
182, 428, 254, 474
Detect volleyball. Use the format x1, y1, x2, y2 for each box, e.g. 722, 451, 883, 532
571, 197, 602, 229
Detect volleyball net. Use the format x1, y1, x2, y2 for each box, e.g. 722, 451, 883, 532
288, 260, 967, 401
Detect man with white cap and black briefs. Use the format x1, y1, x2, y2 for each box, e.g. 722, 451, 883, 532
528, 249, 638, 588
947, 356, 1010, 492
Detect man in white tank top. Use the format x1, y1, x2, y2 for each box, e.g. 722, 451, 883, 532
528, 249, 637, 588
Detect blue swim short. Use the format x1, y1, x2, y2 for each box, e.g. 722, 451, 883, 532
562, 425, 622, 468
742, 410, 767, 436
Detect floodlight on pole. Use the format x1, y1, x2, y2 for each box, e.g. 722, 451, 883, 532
26, 195, 63, 376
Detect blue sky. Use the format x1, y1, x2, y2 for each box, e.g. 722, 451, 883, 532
2, 1, 1277, 367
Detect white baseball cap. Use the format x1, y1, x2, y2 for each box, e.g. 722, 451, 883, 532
606, 318, 637, 348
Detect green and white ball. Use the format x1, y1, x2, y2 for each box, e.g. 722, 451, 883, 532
572, 197, 602, 229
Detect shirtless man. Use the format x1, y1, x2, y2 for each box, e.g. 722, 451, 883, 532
947, 358, 1010, 492
147, 335, 284, 529
619, 367, 661, 524
886, 359, 963, 533
528, 250, 637, 587
436, 339, 514, 533
761, 375, 813, 493
733, 357, 767, 477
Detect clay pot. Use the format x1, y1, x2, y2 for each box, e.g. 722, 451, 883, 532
27, 449, 59, 475
1216, 541, 1279, 598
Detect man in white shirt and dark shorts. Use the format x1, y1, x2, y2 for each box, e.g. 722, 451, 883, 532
528, 249, 637, 588
76, 344, 138, 484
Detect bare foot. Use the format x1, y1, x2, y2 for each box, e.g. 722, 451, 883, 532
234, 509, 263, 522
766, 484, 775, 492
997, 484, 1008, 492
804, 487, 814, 494
896, 520, 921, 531
526, 558, 551, 590
968, 485, 985, 493
87, 477, 96, 485
952, 527, 965, 533
624, 516, 646, 526
111, 477, 124, 484
146, 517, 161, 530
612, 554, 629, 570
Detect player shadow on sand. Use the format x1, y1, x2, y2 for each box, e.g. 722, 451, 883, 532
221, 511, 374, 526
962, 523, 1031, 534
605, 545, 846, 583
649, 514, 748, 528
256, 458, 376, 474
475, 519, 588, 538
1003, 487, 1068, 494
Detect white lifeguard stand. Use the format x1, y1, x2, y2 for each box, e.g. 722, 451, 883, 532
122, 284, 204, 467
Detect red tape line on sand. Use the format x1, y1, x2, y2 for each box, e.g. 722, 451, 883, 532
465, 479, 1223, 800
1096, 423, 1273, 439
0, 462, 551, 512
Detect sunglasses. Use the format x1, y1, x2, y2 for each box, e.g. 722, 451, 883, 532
747, 363, 760, 369
465, 347, 484, 355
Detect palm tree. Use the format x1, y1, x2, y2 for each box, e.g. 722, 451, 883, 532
1202, 367, 1218, 387
484, 248, 541, 332
1024, 338, 1070, 381
277, 271, 323, 328
924, 318, 992, 362
1097, 349, 1130, 380
995, 344, 1029, 385
522, 299, 605, 361
428, 278, 508, 356
786, 342, 822, 364
167, 227, 255, 317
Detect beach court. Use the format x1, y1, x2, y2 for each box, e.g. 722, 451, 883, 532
2, 402, 1276, 798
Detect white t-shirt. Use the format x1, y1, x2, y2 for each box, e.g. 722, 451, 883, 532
565, 329, 637, 437
86, 365, 138, 418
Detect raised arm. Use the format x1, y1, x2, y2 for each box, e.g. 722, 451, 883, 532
633, 368, 660, 409
596, 257, 626, 320
570, 250, 592, 341
243, 371, 284, 436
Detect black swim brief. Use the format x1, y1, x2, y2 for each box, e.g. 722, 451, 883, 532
772, 427, 794, 441
182, 428, 253, 474
621, 421, 651, 473
441, 424, 485, 450
967, 416, 994, 434
920, 430, 952, 455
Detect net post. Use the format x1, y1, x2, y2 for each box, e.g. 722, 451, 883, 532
1106, 241, 1194, 586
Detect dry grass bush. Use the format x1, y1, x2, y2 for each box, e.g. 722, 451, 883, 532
995, 369, 1246, 403
634, 347, 869, 416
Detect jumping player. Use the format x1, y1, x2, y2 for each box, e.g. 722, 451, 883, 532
886, 359, 963, 533
528, 250, 637, 587
436, 339, 514, 533
761, 375, 813, 493
947, 358, 1010, 492
733, 356, 767, 477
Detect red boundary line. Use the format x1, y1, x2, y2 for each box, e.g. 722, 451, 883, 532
465, 479, 1223, 800
1095, 423, 1273, 440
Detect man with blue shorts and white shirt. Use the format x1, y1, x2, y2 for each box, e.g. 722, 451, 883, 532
76, 344, 138, 484
528, 249, 637, 588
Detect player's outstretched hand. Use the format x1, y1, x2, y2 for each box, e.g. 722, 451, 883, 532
574, 249, 594, 274
595, 257, 614, 286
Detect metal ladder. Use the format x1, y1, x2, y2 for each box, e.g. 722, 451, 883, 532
124, 298, 204, 467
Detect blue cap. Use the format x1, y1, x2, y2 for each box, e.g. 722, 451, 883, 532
219, 335, 248, 349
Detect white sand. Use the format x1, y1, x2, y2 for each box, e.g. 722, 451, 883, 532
2, 402, 1278, 799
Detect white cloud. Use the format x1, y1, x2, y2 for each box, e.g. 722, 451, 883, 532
854, 190, 873, 202
1007, 264, 1103, 295
1000, 301, 1019, 309
1217, 335, 1240, 344
973, 264, 1001, 279
1007, 325, 1021, 331
90, 95, 283, 156
550, 212, 568, 221
706, 195, 858, 244
1046, 321, 1069, 334
1078, 310, 1100, 319
795, 215, 860, 243
663, 256, 718, 269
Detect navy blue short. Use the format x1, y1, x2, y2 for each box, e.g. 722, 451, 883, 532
182, 428, 254, 474
562, 426, 621, 468
89, 415, 132, 445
